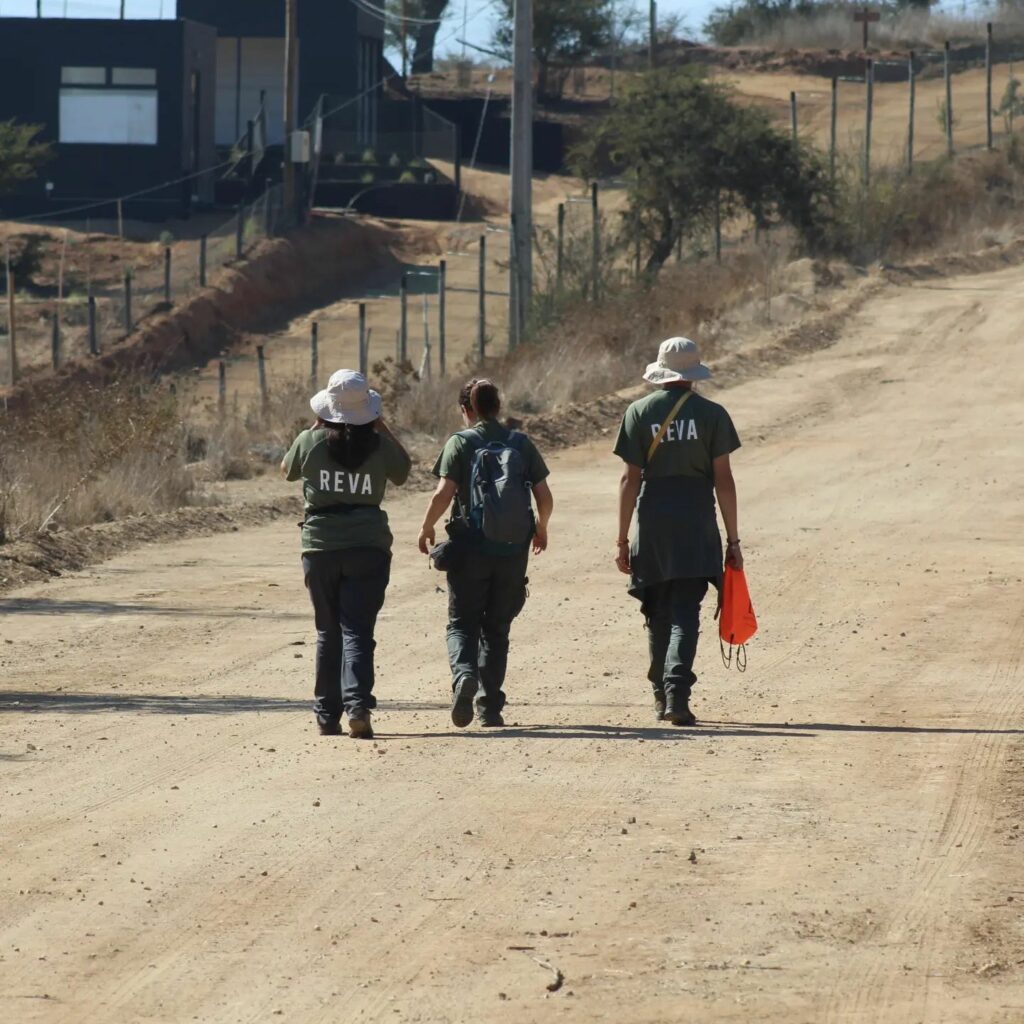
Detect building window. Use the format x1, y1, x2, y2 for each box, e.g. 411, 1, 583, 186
112, 68, 158, 86
59, 66, 159, 146
61, 66, 106, 85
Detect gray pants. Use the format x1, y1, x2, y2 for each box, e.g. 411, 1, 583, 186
302, 547, 391, 724
644, 578, 710, 702
446, 549, 529, 714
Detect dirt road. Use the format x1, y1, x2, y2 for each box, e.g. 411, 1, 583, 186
2, 264, 1023, 1022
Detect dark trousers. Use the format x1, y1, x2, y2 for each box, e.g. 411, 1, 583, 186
446, 549, 529, 713
302, 547, 391, 723
645, 578, 710, 701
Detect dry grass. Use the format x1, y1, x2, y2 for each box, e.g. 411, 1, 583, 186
736, 10, 1021, 51
0, 376, 193, 542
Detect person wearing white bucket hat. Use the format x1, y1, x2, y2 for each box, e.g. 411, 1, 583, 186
612, 337, 743, 727
281, 369, 412, 739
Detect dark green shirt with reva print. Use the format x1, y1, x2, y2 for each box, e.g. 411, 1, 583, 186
432, 419, 550, 512
613, 388, 740, 477
284, 428, 411, 553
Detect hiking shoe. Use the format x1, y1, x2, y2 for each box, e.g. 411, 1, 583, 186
663, 695, 697, 727
348, 710, 374, 739
450, 676, 478, 729
653, 689, 666, 722
477, 711, 505, 728
317, 719, 343, 736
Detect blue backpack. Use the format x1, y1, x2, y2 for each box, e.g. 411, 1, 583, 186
457, 429, 535, 550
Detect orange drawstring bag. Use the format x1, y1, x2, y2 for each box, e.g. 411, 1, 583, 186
718, 565, 757, 672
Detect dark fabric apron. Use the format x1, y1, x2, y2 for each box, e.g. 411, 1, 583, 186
627, 474, 723, 604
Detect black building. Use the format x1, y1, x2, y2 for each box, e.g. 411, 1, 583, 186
0, 16, 217, 218
177, 0, 384, 147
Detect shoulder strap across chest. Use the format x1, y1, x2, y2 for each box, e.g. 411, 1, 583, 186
646, 391, 693, 465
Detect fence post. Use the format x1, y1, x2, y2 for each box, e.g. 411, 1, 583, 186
4, 250, 15, 386
830, 76, 838, 181
556, 202, 565, 291
358, 302, 367, 376
864, 59, 874, 186
123, 270, 133, 334
944, 41, 954, 157
199, 234, 208, 287
714, 191, 722, 263
246, 119, 255, 183
256, 344, 268, 409
218, 359, 226, 416
438, 260, 446, 378
87, 295, 98, 356
399, 272, 408, 363
263, 178, 273, 238
907, 53, 916, 176
420, 293, 431, 380
49, 310, 59, 369
986, 23, 993, 150
310, 320, 318, 386
590, 182, 600, 301
163, 245, 171, 304
790, 90, 798, 142
235, 203, 244, 259
477, 234, 486, 360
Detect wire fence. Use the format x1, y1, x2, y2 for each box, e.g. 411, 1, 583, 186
2, 183, 299, 386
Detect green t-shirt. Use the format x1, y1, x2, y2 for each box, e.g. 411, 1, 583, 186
613, 388, 740, 479
431, 419, 550, 513
284, 428, 411, 553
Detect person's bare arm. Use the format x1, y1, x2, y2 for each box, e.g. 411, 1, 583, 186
418, 478, 458, 554
616, 463, 643, 574
713, 453, 743, 570
531, 480, 554, 554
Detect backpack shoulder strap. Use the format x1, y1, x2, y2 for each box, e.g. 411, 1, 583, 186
646, 391, 693, 465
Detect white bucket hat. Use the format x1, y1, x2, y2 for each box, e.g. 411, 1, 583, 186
643, 337, 712, 384
310, 369, 382, 426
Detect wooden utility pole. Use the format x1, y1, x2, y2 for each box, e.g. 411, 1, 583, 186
283, 0, 298, 214
401, 0, 409, 78
986, 22, 994, 150
790, 91, 798, 142
864, 59, 874, 186
853, 8, 879, 50
829, 77, 838, 180
5, 246, 17, 386
509, 0, 533, 349
649, 0, 657, 69
944, 40, 954, 157
907, 52, 916, 175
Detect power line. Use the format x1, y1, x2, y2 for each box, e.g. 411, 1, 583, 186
349, 0, 444, 28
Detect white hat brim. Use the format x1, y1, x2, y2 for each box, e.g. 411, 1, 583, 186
643, 361, 712, 384
309, 388, 382, 426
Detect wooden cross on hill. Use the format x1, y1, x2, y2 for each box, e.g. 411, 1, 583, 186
853, 7, 881, 50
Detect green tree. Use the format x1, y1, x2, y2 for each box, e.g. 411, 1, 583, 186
574, 69, 835, 274
492, 0, 614, 101
0, 120, 52, 195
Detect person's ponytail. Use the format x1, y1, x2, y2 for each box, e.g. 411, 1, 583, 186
459, 377, 501, 419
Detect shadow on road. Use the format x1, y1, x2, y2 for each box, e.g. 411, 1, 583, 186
0, 692, 452, 716
705, 719, 1024, 737
393, 722, 814, 741
0, 598, 304, 619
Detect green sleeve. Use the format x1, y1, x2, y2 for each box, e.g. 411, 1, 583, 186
710, 407, 741, 460
612, 407, 645, 468
283, 431, 309, 482
382, 434, 412, 486
433, 435, 464, 481
523, 438, 550, 484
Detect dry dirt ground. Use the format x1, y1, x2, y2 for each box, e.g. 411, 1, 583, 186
2, 262, 1024, 1023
